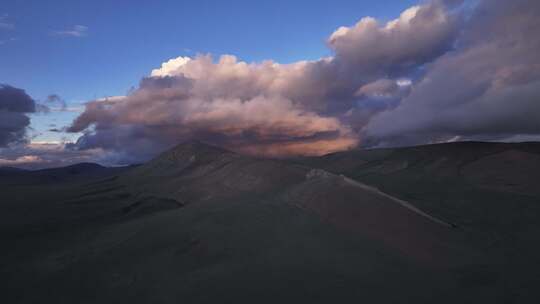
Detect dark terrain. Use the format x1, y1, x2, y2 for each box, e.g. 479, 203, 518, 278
2, 141, 540, 303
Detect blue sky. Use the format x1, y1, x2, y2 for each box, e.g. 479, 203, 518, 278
1, 0, 418, 103
0, 0, 416, 144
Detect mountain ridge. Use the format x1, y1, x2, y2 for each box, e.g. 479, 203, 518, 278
2, 140, 540, 303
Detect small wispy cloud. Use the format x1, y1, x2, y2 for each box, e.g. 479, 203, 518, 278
45, 94, 67, 111
35, 94, 86, 114
51, 25, 88, 38
0, 14, 15, 30
0, 38, 16, 46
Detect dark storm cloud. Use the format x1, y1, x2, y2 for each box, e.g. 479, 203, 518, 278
0, 85, 35, 112
0, 84, 36, 147
364, 0, 540, 146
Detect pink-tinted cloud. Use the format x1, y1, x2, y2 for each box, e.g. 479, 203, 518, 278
59, 0, 540, 164
69, 0, 461, 161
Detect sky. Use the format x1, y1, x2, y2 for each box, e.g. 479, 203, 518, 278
1, 0, 540, 168
1, 0, 417, 145
1, 0, 418, 101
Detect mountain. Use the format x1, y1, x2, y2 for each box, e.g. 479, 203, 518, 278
0, 166, 27, 173
0, 162, 132, 186
2, 141, 540, 303
298, 141, 540, 197
122, 140, 308, 203
295, 141, 540, 226
295, 141, 540, 301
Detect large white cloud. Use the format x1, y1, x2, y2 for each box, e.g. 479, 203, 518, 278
151, 56, 191, 77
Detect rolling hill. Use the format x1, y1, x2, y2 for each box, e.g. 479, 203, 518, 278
1, 141, 539, 303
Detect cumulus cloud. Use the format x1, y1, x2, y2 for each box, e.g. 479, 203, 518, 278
65, 0, 540, 163
69, 0, 461, 161
151, 57, 192, 77
364, 0, 540, 147
68, 76, 358, 159
0, 84, 36, 147
328, 0, 461, 75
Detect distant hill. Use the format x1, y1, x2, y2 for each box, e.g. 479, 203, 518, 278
0, 162, 131, 185
0, 166, 27, 173
296, 141, 540, 210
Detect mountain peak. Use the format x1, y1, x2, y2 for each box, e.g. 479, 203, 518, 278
131, 140, 238, 178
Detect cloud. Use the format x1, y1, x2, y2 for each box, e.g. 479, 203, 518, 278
65, 0, 540, 163
69, 0, 460, 161
364, 0, 540, 147
151, 57, 191, 77
44, 94, 67, 111
356, 79, 400, 98
0, 84, 36, 147
0, 38, 17, 46
0, 155, 42, 166
328, 0, 461, 74
51, 25, 88, 38
68, 81, 358, 159
0, 142, 113, 169
33, 95, 85, 116
0, 14, 14, 30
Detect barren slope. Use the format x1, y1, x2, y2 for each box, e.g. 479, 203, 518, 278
2, 141, 536, 303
